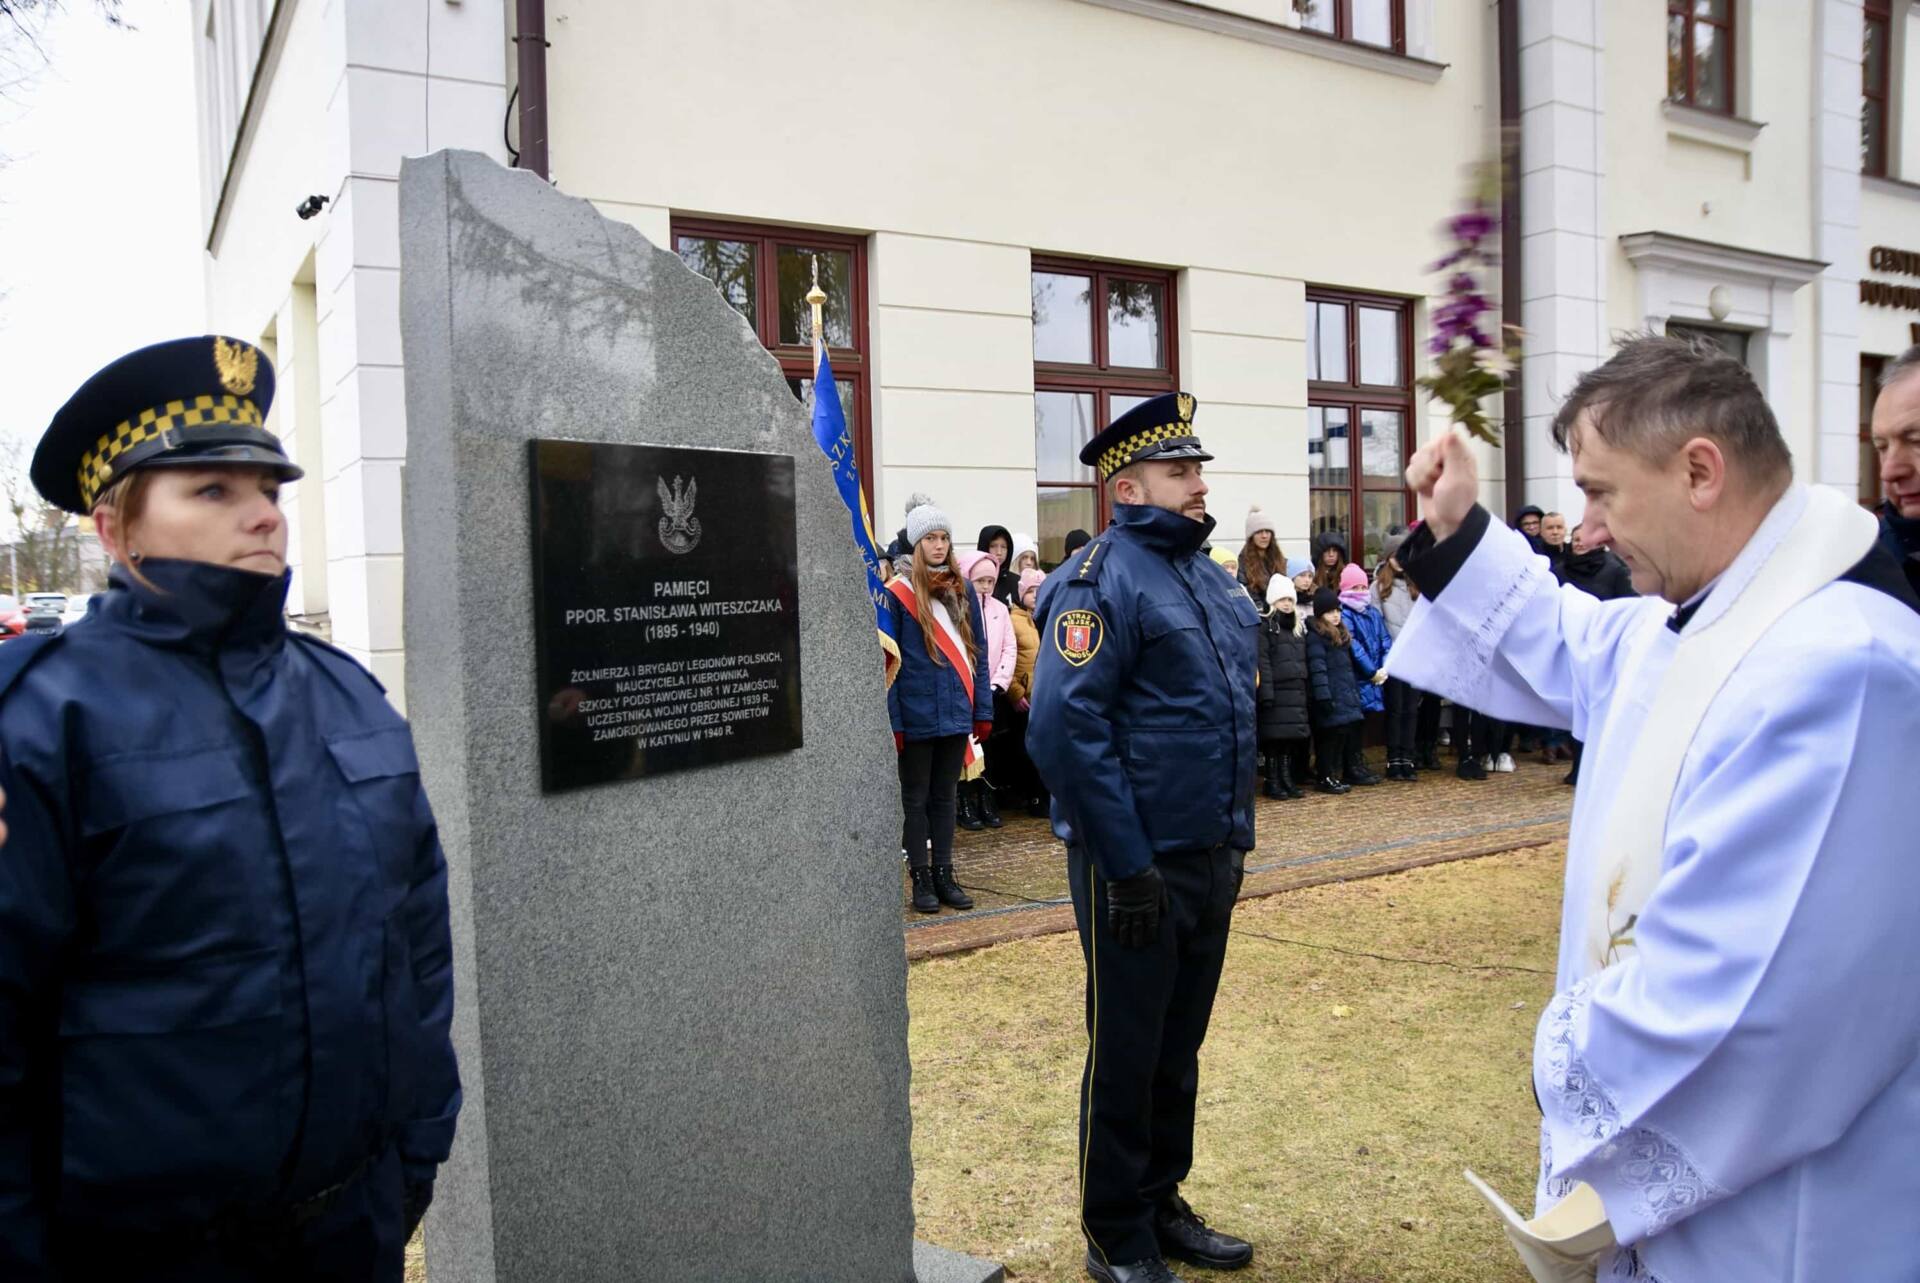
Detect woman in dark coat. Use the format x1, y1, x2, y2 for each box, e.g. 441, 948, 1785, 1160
0, 338, 459, 1282
1304, 587, 1365, 794
1256, 576, 1309, 799
891, 500, 994, 913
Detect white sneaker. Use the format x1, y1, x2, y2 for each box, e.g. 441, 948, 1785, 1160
1481, 756, 1495, 772
1495, 753, 1516, 773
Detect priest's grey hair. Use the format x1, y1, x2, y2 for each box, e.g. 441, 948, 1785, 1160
1549, 332, 1793, 484
1879, 343, 1920, 391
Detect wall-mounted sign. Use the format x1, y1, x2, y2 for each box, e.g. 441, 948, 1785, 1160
1863, 245, 1920, 312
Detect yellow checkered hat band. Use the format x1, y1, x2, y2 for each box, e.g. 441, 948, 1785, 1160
76, 394, 265, 509
1096, 423, 1200, 481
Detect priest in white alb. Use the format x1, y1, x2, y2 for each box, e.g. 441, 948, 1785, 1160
1385, 335, 1920, 1282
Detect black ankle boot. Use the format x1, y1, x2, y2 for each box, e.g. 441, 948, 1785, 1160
932, 862, 974, 909
976, 781, 1003, 829
1345, 747, 1382, 786
1262, 755, 1286, 800
909, 866, 940, 913
956, 783, 984, 831
1279, 754, 1304, 799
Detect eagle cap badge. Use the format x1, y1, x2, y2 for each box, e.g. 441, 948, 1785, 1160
212, 336, 259, 397
1176, 394, 1195, 424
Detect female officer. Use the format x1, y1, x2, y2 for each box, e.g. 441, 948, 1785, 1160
0, 337, 460, 1282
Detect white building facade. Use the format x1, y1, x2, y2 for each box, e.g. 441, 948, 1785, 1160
192, 0, 1920, 705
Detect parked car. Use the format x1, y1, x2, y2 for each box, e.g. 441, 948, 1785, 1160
0, 596, 26, 640
23, 592, 67, 617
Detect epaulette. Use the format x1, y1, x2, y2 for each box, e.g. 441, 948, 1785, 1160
288, 629, 389, 693
1065, 538, 1108, 586
0, 633, 65, 703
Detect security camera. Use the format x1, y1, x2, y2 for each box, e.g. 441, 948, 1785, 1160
295, 194, 330, 220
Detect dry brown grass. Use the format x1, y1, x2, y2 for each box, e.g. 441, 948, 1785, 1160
908, 844, 1565, 1282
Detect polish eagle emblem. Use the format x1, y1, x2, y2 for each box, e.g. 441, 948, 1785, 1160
657, 474, 701, 554
212, 336, 258, 396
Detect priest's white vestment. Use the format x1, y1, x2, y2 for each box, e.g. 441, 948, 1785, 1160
1386, 485, 1920, 1282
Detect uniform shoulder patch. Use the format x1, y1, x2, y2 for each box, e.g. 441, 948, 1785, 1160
1052, 607, 1105, 667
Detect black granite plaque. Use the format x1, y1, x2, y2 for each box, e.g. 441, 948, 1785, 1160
530, 439, 801, 792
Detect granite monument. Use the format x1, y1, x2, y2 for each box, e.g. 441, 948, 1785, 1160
399, 149, 998, 1283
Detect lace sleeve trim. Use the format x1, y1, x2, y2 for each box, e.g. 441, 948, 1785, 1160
1537, 979, 1728, 1239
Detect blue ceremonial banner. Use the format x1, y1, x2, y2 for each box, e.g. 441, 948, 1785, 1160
810, 347, 901, 685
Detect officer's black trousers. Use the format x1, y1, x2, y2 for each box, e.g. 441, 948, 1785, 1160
1068, 843, 1239, 1265
1415, 687, 1443, 756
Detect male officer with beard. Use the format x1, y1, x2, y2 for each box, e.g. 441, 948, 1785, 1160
1028, 393, 1260, 1283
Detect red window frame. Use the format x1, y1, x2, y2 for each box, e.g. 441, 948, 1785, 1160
1298, 0, 1407, 55
1306, 287, 1416, 569
1667, 0, 1736, 116
1862, 354, 1887, 508
1032, 256, 1179, 566
671, 217, 874, 507
1864, 0, 1893, 178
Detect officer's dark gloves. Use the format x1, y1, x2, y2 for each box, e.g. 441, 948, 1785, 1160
403, 1178, 434, 1238
1107, 865, 1166, 949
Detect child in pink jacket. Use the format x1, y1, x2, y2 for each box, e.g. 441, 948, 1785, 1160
958, 549, 1015, 828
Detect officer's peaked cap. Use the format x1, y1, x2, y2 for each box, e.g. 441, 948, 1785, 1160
1080, 392, 1212, 482
33, 336, 301, 515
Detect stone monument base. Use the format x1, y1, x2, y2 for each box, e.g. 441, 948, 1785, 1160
914, 1240, 1005, 1283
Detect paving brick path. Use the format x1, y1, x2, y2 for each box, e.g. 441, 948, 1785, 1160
902, 756, 1574, 959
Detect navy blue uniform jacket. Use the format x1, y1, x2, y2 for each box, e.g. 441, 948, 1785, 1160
1026, 505, 1260, 880
0, 561, 460, 1274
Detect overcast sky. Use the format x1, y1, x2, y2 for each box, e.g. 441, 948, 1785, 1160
0, 0, 202, 480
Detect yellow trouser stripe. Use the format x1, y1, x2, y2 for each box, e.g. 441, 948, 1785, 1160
1080, 860, 1110, 1267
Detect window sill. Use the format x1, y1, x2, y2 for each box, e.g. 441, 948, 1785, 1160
1072, 0, 1447, 83
1865, 174, 1920, 203
1662, 101, 1766, 154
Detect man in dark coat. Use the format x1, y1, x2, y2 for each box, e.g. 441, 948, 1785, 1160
1869, 345, 1920, 603
1559, 522, 1636, 600
1029, 393, 1259, 1283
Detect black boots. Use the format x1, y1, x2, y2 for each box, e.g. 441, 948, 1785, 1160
1262, 754, 1285, 800
1344, 744, 1382, 787
909, 866, 939, 913
932, 862, 973, 909
975, 780, 1003, 829
956, 783, 984, 831
1316, 774, 1351, 795
1456, 756, 1489, 780
1273, 754, 1303, 799
1385, 758, 1417, 782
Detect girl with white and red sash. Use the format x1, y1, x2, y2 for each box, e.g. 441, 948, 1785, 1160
886, 496, 994, 914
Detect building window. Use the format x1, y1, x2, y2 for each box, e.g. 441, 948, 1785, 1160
1862, 355, 1887, 507
1032, 257, 1179, 567
1864, 0, 1893, 178
1306, 289, 1413, 569
673, 218, 873, 503
1667, 0, 1734, 115
1667, 320, 1751, 366
1298, 0, 1405, 53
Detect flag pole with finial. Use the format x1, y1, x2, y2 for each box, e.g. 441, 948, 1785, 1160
806, 255, 827, 371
